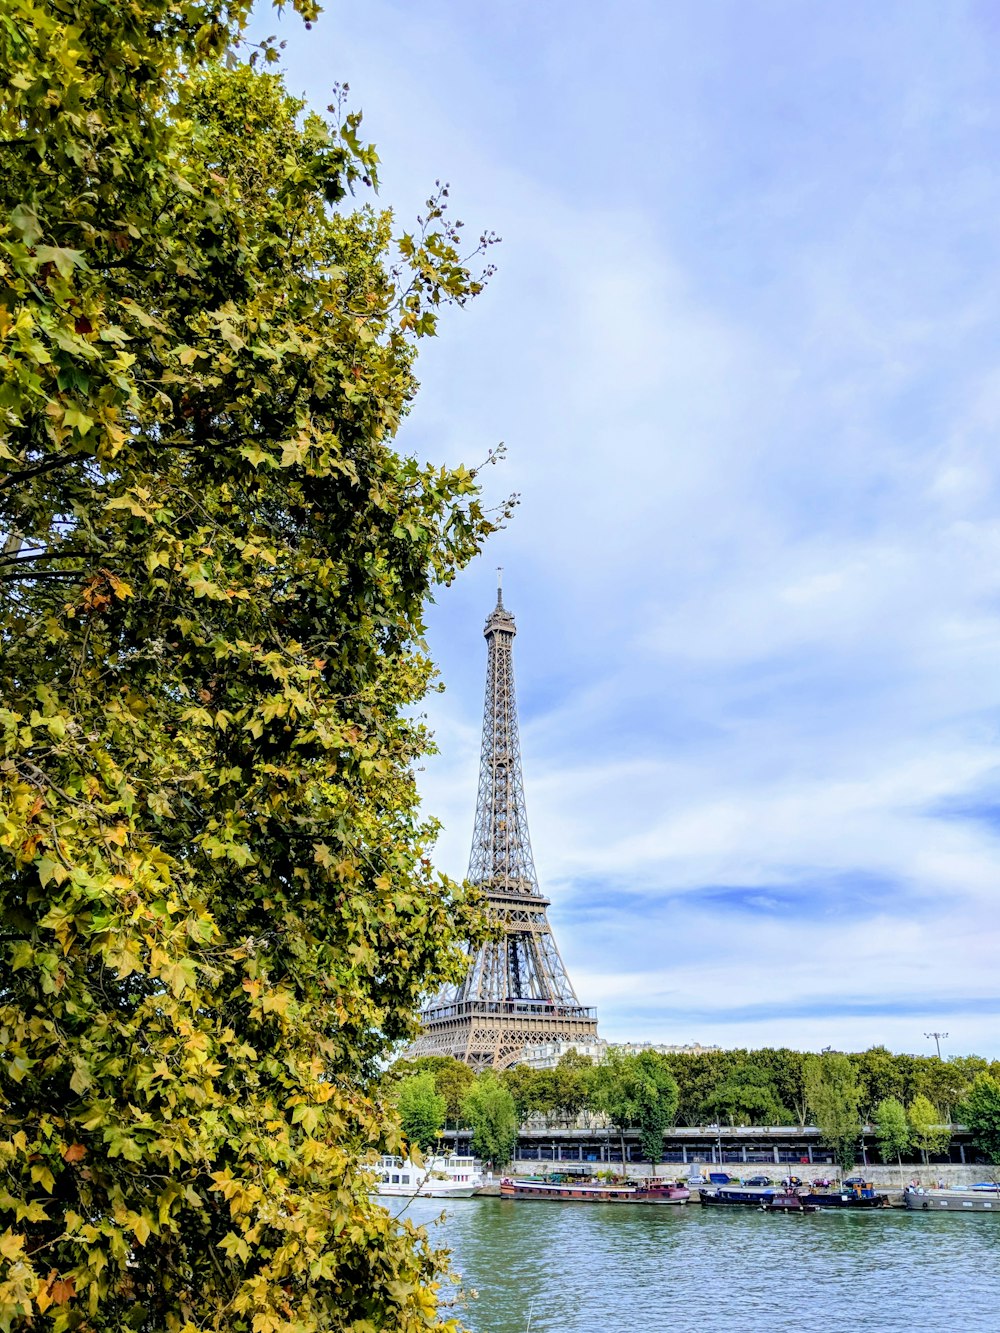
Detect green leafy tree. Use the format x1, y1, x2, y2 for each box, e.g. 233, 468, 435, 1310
661, 1050, 736, 1126
804, 1053, 862, 1173
874, 1097, 909, 1176
593, 1049, 678, 1166
752, 1048, 807, 1126
851, 1047, 905, 1121
908, 1095, 951, 1163
961, 1074, 1000, 1165
0, 3, 504, 1329
460, 1075, 519, 1168
703, 1062, 791, 1127
911, 1058, 972, 1126
396, 1073, 447, 1152
631, 1051, 680, 1164
500, 1064, 547, 1124
392, 1056, 476, 1123
551, 1050, 596, 1121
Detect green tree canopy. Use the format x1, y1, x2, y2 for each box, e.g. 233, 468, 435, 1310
0, 2, 502, 1328
909, 1059, 971, 1125
961, 1074, 1000, 1165
550, 1050, 596, 1120
460, 1075, 519, 1169
702, 1062, 791, 1128
804, 1053, 861, 1173
499, 1063, 546, 1124
851, 1047, 904, 1120
395, 1073, 447, 1153
907, 1095, 951, 1163
593, 1049, 678, 1165
391, 1057, 477, 1123
874, 1097, 909, 1167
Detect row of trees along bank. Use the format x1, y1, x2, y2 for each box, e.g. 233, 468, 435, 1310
390, 1048, 1000, 1171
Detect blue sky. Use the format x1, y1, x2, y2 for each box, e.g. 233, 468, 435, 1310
252, 1, 1000, 1057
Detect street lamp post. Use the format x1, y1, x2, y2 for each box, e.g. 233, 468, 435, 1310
924, 1032, 949, 1060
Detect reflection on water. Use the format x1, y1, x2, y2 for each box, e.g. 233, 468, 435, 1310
400, 1197, 1000, 1333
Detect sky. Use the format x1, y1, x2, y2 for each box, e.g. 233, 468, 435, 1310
250, 0, 1000, 1058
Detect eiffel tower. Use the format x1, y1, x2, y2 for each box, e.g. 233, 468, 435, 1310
410, 576, 598, 1069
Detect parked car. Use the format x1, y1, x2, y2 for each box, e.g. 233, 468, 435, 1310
743, 1175, 773, 1187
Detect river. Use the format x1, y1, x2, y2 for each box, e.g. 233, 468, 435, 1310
399, 1196, 1000, 1332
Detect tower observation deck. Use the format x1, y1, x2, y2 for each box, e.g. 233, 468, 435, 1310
409, 579, 598, 1069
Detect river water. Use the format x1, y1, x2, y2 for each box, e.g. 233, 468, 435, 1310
400, 1196, 1000, 1333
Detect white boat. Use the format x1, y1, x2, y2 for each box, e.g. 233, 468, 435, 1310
373, 1153, 483, 1198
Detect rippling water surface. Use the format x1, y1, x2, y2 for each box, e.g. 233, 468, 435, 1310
400, 1196, 1000, 1333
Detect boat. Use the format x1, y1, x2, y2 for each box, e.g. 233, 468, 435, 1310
760, 1192, 818, 1213
698, 1185, 778, 1206
904, 1187, 1000, 1214
804, 1180, 888, 1209
500, 1176, 690, 1205
699, 1186, 815, 1212
373, 1153, 483, 1198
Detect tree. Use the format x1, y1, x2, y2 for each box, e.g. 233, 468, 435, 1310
703, 1063, 791, 1127
392, 1056, 476, 1123
396, 1073, 447, 1152
804, 1053, 861, 1173
551, 1050, 596, 1122
661, 1049, 736, 1126
592, 1049, 678, 1166
907, 1095, 951, 1163
911, 1058, 972, 1127
874, 1097, 909, 1178
753, 1048, 807, 1126
460, 1075, 519, 1168
961, 1074, 1000, 1165
500, 1063, 546, 1124
851, 1047, 904, 1121
0, 2, 503, 1328
631, 1051, 680, 1164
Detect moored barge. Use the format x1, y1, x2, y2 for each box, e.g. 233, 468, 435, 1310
500, 1177, 690, 1205
805, 1182, 888, 1209
904, 1187, 999, 1214
699, 1186, 815, 1212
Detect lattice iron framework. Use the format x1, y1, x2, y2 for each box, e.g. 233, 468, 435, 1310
409, 578, 598, 1069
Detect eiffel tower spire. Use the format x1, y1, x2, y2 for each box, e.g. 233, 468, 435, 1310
409, 581, 598, 1068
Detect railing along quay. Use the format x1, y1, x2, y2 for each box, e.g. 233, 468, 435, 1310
439, 1123, 981, 1170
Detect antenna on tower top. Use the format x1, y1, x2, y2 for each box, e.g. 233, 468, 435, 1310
496, 565, 504, 605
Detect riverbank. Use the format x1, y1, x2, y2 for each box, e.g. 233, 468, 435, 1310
504, 1159, 995, 1188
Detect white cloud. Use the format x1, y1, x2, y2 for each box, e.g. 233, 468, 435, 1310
255, 0, 1000, 1057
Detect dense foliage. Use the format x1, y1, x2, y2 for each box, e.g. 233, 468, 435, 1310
960, 1075, 1000, 1165
459, 1076, 518, 1169
0, 2, 504, 1329
803, 1054, 862, 1171
873, 1097, 910, 1168
592, 1049, 678, 1165
395, 1074, 447, 1152
907, 1094, 951, 1163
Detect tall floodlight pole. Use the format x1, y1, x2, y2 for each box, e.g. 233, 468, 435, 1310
408, 580, 598, 1069
924, 1032, 948, 1060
